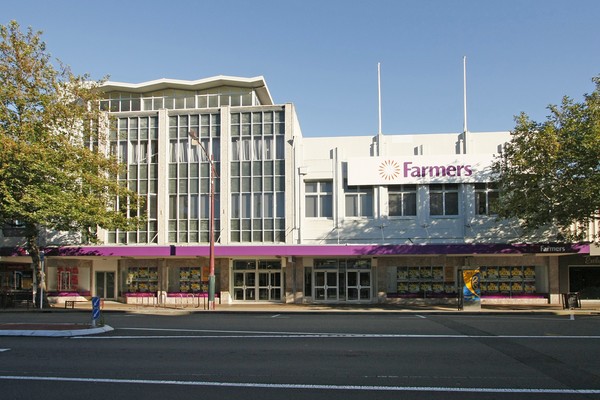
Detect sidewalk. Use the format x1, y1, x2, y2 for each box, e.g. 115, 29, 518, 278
45, 299, 600, 315
1, 301, 597, 337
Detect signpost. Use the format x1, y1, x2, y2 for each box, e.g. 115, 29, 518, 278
91, 296, 101, 327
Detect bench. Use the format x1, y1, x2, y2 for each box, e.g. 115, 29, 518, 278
64, 300, 88, 309
1, 292, 33, 309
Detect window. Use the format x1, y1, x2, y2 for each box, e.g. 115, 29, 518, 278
305, 181, 333, 218
345, 185, 373, 217
232, 137, 278, 161
475, 183, 499, 215
175, 266, 205, 293
107, 116, 159, 244
166, 114, 220, 244
393, 266, 454, 297
58, 271, 71, 291
229, 111, 286, 243
389, 185, 417, 216
429, 184, 459, 216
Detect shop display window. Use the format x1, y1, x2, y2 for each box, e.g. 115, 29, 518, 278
394, 266, 455, 298
178, 266, 207, 293
57, 267, 79, 291
0, 265, 33, 291
480, 266, 536, 296
126, 266, 158, 293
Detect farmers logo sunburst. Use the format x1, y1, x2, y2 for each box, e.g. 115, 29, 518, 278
378, 159, 401, 180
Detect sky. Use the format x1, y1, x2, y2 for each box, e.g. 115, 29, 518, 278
3, 0, 599, 137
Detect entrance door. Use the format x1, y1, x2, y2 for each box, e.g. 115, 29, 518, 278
232, 260, 284, 302
314, 271, 338, 301
258, 271, 282, 300
347, 270, 371, 301
233, 271, 256, 300
569, 266, 600, 299
95, 272, 115, 300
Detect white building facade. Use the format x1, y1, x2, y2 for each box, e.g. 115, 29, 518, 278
0, 75, 595, 307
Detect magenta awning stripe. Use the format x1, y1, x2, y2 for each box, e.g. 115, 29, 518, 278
5, 242, 585, 258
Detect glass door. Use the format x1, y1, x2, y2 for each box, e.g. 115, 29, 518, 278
232, 260, 283, 302
312, 259, 372, 303
95, 272, 115, 300
233, 271, 256, 300
314, 270, 338, 301
258, 271, 281, 300
347, 270, 371, 301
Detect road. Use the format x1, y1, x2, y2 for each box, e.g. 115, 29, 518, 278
1, 311, 599, 399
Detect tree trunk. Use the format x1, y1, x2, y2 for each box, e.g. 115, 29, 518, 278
26, 227, 49, 308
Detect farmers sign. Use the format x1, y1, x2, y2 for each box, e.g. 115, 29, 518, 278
346, 155, 495, 185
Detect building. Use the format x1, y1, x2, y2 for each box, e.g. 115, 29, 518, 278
0, 75, 596, 307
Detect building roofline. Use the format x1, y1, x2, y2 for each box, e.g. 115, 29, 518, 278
101, 75, 274, 105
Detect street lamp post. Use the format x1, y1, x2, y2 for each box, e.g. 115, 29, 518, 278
189, 130, 217, 310
207, 152, 216, 309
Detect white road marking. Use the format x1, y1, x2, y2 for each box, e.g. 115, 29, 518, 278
0, 349, 10, 352
0, 375, 598, 394
70, 328, 600, 340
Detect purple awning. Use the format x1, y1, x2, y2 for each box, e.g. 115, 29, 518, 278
1, 242, 586, 258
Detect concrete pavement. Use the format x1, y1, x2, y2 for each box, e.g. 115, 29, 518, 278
0, 322, 114, 337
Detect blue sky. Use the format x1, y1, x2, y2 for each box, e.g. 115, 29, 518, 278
4, 0, 599, 137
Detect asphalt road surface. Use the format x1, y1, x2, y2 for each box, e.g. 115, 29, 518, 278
1, 311, 599, 400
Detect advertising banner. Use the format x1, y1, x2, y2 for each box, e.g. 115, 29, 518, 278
461, 268, 481, 310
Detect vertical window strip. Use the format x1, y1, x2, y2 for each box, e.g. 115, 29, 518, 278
229, 111, 285, 244
107, 117, 157, 244
167, 113, 220, 244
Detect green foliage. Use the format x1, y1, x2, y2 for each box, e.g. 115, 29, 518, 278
0, 21, 142, 251
493, 75, 600, 240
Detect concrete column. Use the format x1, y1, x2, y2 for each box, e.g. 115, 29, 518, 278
219, 106, 230, 245
548, 256, 560, 304
157, 109, 169, 245
217, 258, 230, 304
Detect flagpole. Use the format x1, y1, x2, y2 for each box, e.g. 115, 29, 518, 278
463, 56, 468, 134
378, 62, 382, 138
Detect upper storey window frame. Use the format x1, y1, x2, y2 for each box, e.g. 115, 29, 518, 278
100, 88, 261, 112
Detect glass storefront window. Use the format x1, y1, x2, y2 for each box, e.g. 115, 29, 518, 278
480, 266, 537, 296
126, 267, 158, 293
393, 266, 455, 298
176, 267, 206, 293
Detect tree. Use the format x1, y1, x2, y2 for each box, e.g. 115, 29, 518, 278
0, 21, 141, 305
492, 75, 600, 241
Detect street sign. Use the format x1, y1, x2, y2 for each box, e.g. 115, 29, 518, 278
91, 296, 101, 326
